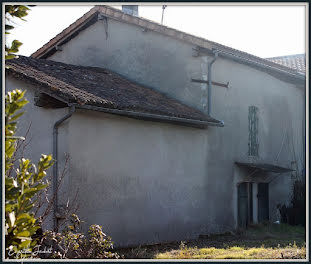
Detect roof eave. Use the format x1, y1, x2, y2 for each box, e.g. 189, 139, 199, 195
6, 66, 222, 128
195, 46, 306, 84
235, 161, 294, 173
31, 5, 304, 80
75, 104, 224, 129
31, 7, 100, 59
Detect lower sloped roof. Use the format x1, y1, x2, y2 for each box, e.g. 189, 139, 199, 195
235, 162, 294, 173
6, 56, 223, 127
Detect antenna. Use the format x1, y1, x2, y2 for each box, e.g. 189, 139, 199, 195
161, 5, 167, 24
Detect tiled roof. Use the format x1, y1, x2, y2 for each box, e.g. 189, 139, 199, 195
31, 5, 303, 80
266, 54, 306, 74
6, 56, 222, 127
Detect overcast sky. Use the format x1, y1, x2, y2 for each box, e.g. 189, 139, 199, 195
6, 4, 306, 58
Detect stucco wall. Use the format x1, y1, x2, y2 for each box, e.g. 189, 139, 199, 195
39, 15, 306, 245
49, 19, 205, 111
48, 17, 304, 168
67, 110, 234, 246
5, 77, 70, 230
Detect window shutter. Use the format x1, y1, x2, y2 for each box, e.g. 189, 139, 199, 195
248, 106, 259, 156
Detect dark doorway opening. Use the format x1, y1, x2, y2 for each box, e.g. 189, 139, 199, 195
258, 183, 269, 222
238, 182, 253, 228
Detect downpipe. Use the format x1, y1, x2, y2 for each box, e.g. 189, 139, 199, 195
53, 105, 76, 231
207, 51, 218, 115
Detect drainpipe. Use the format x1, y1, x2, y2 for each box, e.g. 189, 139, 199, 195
207, 51, 218, 115
53, 105, 76, 231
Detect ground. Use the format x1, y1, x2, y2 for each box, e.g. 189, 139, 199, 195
117, 223, 306, 259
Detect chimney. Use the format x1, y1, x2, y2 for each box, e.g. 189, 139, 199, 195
122, 5, 138, 16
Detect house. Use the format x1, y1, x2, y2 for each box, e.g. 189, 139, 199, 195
5, 5, 306, 247
266, 54, 306, 74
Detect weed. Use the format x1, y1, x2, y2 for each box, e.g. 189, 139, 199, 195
154, 224, 305, 259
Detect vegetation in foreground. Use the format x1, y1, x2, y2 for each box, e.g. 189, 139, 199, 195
119, 223, 306, 259
5, 6, 119, 259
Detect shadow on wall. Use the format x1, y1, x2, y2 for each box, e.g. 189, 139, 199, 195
278, 179, 306, 226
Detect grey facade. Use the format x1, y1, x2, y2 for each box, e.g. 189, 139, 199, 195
6, 6, 305, 247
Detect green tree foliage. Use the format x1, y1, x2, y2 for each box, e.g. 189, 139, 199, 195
5, 4, 54, 258
5, 5, 31, 59
5, 90, 54, 258
5, 5, 119, 259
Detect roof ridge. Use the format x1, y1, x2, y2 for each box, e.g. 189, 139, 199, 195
96, 6, 300, 72
97, 6, 303, 75
31, 5, 303, 77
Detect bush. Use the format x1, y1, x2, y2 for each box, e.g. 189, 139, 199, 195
5, 90, 54, 258
289, 180, 306, 226
5, 6, 119, 259
5, 7, 54, 258
278, 180, 306, 227
37, 214, 121, 259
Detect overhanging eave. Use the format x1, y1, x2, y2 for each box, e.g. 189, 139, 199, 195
235, 162, 294, 173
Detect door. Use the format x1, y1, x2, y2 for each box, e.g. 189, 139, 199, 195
238, 183, 248, 228
238, 182, 253, 228
258, 183, 269, 222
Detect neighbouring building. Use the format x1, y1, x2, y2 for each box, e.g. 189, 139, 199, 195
5, 5, 306, 247
266, 54, 306, 75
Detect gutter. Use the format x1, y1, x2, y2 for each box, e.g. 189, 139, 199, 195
75, 104, 224, 128
196, 46, 305, 83
53, 105, 76, 231
214, 48, 305, 82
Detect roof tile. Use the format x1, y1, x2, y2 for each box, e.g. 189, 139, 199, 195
6, 56, 221, 126
266, 54, 306, 74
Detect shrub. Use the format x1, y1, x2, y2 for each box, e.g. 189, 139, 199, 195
289, 180, 306, 226
278, 180, 306, 226
37, 214, 120, 259
5, 90, 54, 258
5, 6, 54, 258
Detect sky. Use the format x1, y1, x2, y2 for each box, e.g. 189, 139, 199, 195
6, 4, 306, 58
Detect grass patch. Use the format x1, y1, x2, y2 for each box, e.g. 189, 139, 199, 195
156, 245, 306, 259
155, 224, 306, 259
118, 223, 305, 259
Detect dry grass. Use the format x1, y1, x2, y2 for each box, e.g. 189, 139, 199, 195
156, 243, 306, 259
118, 223, 306, 259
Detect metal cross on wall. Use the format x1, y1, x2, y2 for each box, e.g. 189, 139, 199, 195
191, 46, 230, 114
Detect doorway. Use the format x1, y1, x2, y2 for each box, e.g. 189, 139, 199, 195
257, 183, 269, 222
238, 182, 253, 228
